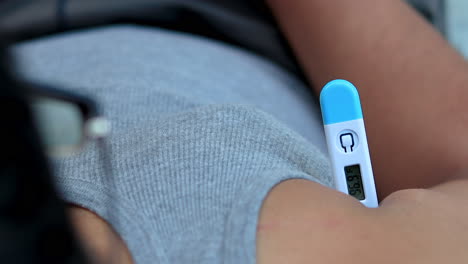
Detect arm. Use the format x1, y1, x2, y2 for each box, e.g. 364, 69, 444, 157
257, 177, 468, 264
68, 206, 133, 264
266, 0, 468, 198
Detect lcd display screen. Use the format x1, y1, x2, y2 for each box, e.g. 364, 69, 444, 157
344, 164, 365, 200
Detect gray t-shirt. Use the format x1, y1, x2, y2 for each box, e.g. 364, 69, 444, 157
14, 25, 332, 263
1, 0, 299, 73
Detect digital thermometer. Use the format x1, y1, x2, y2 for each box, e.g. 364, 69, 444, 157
320, 80, 378, 208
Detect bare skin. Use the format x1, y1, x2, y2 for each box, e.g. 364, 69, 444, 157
68, 206, 133, 264
266, 0, 468, 198
257, 0, 468, 263
257, 176, 468, 264
69, 0, 468, 263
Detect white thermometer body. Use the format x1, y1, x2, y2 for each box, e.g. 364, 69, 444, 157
320, 80, 378, 208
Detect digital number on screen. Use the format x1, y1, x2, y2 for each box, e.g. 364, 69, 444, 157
344, 164, 366, 200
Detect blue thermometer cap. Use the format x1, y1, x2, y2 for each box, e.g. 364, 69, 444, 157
320, 79, 363, 125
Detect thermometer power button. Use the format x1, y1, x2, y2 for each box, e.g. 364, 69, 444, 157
337, 130, 359, 153
340, 133, 354, 153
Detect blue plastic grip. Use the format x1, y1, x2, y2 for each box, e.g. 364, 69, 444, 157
320, 79, 363, 125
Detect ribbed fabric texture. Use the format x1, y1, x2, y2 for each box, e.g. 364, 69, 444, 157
14, 25, 332, 263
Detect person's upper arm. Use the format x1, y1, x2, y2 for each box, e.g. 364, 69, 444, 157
257, 178, 468, 264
